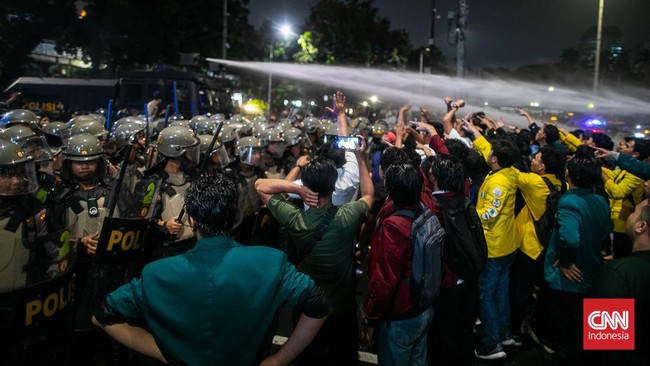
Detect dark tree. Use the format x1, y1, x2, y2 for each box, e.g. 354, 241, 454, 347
0, 1, 77, 86
303, 0, 412, 67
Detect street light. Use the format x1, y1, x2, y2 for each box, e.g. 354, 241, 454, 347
268, 23, 295, 118
593, 0, 605, 95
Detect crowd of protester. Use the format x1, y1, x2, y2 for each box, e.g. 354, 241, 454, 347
0, 90, 649, 366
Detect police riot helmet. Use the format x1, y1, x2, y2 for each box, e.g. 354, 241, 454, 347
111, 122, 146, 151
218, 125, 238, 144
111, 116, 146, 132
70, 119, 109, 139
62, 134, 107, 183
236, 136, 263, 166
42, 122, 71, 148
0, 109, 40, 131
0, 125, 54, 163
283, 127, 305, 147
371, 120, 389, 138
67, 114, 99, 128
0, 140, 38, 196
252, 122, 270, 139
276, 118, 293, 133
64, 133, 104, 162
210, 113, 226, 123
260, 128, 286, 158
198, 134, 230, 167
303, 116, 320, 135
190, 115, 216, 135
350, 116, 370, 136
168, 120, 191, 129
156, 126, 200, 165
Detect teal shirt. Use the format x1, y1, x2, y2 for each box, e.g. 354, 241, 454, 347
544, 188, 613, 293
268, 194, 368, 313
106, 235, 315, 366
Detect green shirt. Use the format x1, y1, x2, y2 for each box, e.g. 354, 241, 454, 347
106, 235, 315, 366
268, 194, 368, 313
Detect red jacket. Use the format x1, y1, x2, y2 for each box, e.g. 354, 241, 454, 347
364, 199, 415, 322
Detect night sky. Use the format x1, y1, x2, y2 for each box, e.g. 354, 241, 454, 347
247, 0, 650, 68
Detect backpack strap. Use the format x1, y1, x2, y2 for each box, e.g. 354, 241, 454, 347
298, 205, 339, 263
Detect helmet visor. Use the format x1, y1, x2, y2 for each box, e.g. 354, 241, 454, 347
184, 143, 201, 166
208, 146, 231, 168
22, 135, 54, 163
239, 146, 262, 166
0, 162, 38, 196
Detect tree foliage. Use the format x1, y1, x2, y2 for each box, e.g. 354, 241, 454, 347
57, 0, 260, 73
0, 1, 77, 86
303, 0, 412, 67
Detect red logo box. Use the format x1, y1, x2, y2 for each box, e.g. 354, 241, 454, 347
583, 298, 635, 350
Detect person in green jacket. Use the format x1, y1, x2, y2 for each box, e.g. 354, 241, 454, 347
92, 174, 329, 366
595, 141, 650, 181
544, 152, 613, 366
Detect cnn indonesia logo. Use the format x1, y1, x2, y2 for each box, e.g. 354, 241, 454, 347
583, 299, 635, 350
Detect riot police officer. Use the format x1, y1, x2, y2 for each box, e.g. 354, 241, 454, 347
226, 136, 267, 244
148, 126, 200, 258
282, 127, 310, 175
258, 127, 286, 179
0, 141, 74, 365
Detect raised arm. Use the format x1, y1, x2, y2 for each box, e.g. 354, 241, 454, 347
255, 178, 318, 207
355, 137, 374, 210
334, 91, 349, 136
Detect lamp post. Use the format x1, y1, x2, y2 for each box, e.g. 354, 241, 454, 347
593, 0, 605, 95
267, 24, 293, 118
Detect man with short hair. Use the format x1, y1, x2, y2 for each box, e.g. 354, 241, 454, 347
544, 153, 613, 366
466, 122, 521, 360
93, 174, 329, 366
256, 141, 373, 366
592, 200, 650, 366
362, 163, 433, 365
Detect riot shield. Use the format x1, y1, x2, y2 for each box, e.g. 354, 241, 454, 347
114, 164, 162, 220
0, 220, 76, 341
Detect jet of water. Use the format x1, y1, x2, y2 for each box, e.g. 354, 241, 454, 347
208, 58, 650, 128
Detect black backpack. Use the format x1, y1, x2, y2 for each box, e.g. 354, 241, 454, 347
434, 195, 488, 281
533, 177, 566, 247
390, 203, 445, 311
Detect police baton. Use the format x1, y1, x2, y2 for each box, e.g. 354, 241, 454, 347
162, 104, 171, 128
175, 121, 225, 224
107, 144, 134, 218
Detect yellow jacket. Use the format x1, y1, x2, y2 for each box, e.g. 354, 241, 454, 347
559, 131, 582, 153
474, 135, 520, 258
603, 167, 645, 233
515, 171, 566, 260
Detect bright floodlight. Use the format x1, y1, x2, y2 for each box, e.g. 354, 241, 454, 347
548, 86, 555, 92
280, 24, 292, 36
370, 96, 378, 103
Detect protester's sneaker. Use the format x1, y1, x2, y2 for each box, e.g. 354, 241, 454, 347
474, 344, 507, 360
501, 334, 523, 347
529, 328, 556, 354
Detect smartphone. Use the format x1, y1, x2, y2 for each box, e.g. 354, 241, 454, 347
333, 136, 363, 151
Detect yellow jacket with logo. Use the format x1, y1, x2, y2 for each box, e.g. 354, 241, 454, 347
603, 167, 645, 233
474, 135, 520, 258
515, 171, 566, 260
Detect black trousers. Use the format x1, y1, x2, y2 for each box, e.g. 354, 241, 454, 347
428, 281, 478, 366
292, 308, 359, 366
509, 249, 549, 336
549, 289, 585, 366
